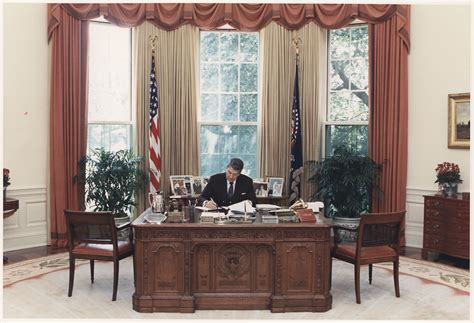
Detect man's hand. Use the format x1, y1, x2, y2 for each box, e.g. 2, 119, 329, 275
204, 200, 217, 210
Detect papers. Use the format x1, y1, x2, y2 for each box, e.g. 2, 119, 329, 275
256, 204, 281, 210
228, 200, 255, 214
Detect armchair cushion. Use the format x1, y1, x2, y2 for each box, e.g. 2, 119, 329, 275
334, 242, 397, 260
73, 241, 132, 257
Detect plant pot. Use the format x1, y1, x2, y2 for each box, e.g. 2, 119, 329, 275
441, 183, 458, 197
333, 216, 360, 242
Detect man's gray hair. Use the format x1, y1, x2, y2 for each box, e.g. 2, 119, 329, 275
227, 158, 244, 172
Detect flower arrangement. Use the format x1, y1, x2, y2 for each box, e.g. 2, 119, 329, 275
435, 162, 462, 184
3, 168, 11, 187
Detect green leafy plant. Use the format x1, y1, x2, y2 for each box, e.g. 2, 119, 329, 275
79, 148, 148, 217
308, 146, 382, 218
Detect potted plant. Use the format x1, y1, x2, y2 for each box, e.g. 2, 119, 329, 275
308, 146, 382, 228
435, 162, 462, 197
79, 148, 148, 223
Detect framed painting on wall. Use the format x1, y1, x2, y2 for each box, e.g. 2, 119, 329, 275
448, 93, 470, 149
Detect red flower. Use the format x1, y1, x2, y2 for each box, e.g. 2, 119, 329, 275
3, 168, 11, 187
435, 162, 462, 184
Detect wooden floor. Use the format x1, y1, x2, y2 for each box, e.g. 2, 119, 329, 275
3, 245, 469, 269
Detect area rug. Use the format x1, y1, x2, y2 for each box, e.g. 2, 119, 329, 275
2, 254, 471, 319
3, 253, 88, 287
374, 257, 469, 294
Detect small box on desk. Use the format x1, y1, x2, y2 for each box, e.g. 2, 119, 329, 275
296, 209, 317, 223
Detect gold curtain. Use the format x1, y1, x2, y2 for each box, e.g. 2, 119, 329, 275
133, 22, 199, 216
259, 22, 325, 202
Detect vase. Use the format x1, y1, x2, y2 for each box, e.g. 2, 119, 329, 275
3, 186, 6, 200
441, 183, 458, 197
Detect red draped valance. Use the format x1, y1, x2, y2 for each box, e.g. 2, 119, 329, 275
48, 3, 410, 51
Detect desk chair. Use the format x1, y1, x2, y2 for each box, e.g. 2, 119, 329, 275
65, 210, 134, 301
332, 211, 405, 304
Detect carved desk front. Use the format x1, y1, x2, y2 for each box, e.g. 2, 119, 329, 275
132, 212, 332, 313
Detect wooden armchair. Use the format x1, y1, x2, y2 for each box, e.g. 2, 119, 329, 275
64, 210, 134, 301
332, 211, 406, 304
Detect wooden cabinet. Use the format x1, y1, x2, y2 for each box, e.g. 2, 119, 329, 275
422, 195, 469, 260
132, 216, 332, 313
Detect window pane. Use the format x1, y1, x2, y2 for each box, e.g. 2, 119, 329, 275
325, 125, 368, 156
351, 26, 368, 58
221, 94, 238, 121
200, 125, 257, 177
240, 94, 258, 122
220, 64, 238, 92
201, 94, 219, 121
201, 64, 219, 92
88, 124, 131, 153
240, 64, 258, 92
88, 23, 131, 122
329, 60, 349, 91
350, 59, 368, 90
239, 33, 258, 62
220, 33, 238, 62
201, 32, 219, 62
330, 29, 350, 60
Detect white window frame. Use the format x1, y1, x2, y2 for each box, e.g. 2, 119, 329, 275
321, 23, 369, 158
87, 20, 134, 153
197, 29, 261, 177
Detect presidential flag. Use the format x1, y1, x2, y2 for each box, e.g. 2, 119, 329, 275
289, 61, 303, 204
149, 54, 161, 193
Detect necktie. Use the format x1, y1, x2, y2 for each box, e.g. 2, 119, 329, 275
228, 182, 234, 198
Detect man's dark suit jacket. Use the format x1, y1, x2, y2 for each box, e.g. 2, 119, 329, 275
199, 173, 257, 207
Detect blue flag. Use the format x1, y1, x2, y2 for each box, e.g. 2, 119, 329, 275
289, 61, 303, 204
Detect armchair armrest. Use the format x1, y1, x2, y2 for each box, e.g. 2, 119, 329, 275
116, 222, 131, 231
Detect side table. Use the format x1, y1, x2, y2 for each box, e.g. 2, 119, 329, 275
3, 197, 19, 264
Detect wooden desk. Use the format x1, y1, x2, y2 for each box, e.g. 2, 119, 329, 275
170, 194, 289, 207
132, 210, 332, 313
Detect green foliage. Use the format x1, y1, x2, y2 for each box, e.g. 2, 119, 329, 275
308, 146, 382, 218
79, 148, 148, 217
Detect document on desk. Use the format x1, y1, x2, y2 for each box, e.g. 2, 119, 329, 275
228, 200, 255, 214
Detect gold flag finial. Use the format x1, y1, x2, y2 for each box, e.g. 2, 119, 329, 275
149, 35, 158, 53
292, 36, 302, 57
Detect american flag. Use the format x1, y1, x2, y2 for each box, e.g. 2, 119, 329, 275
289, 61, 303, 204
149, 54, 161, 193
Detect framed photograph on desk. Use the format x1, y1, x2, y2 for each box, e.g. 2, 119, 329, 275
268, 177, 284, 197
170, 175, 191, 195
253, 181, 268, 197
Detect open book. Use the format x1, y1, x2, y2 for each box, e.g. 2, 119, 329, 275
228, 200, 255, 214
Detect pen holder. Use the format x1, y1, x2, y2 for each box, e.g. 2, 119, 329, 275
184, 206, 194, 222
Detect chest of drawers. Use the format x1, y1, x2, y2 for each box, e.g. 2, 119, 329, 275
422, 195, 469, 260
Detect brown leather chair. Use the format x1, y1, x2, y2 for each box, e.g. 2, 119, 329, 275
332, 211, 406, 304
65, 210, 134, 301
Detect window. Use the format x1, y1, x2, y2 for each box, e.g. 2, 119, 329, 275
198, 31, 259, 178
325, 25, 369, 156
88, 22, 132, 153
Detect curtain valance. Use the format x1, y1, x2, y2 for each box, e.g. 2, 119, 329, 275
48, 3, 410, 50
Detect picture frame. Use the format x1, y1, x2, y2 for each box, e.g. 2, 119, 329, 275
253, 181, 268, 197
267, 177, 284, 197
448, 93, 470, 149
191, 176, 206, 195
170, 175, 192, 196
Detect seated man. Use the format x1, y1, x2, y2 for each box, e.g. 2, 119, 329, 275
199, 158, 257, 209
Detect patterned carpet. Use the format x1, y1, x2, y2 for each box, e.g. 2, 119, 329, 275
3, 253, 471, 319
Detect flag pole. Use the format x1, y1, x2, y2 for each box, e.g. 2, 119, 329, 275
289, 36, 303, 204
148, 35, 161, 194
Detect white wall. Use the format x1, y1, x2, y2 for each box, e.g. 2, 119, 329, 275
3, 3, 49, 250
2, 4, 470, 250
406, 5, 470, 247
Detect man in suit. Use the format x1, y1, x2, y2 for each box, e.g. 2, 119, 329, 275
199, 158, 257, 209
